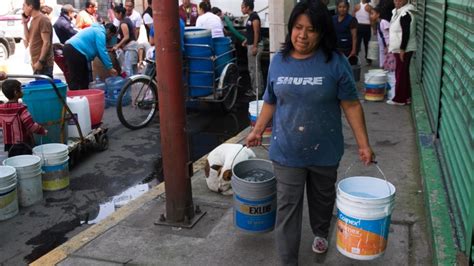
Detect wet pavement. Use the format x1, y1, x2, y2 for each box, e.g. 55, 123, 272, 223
0, 90, 254, 265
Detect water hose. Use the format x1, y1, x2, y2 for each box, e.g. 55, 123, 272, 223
224, 16, 246, 42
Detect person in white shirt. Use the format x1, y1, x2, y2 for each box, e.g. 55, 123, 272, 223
196, 2, 224, 38
114, 0, 143, 39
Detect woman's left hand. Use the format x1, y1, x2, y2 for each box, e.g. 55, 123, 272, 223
251, 45, 258, 56
400, 50, 405, 62
359, 146, 375, 166
349, 50, 356, 58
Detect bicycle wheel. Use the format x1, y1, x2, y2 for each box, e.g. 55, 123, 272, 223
117, 76, 158, 130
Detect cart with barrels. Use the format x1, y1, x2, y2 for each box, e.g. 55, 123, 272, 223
116, 28, 240, 130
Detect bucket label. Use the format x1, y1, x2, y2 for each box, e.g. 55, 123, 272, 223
0, 188, 17, 209
336, 210, 391, 256
234, 194, 276, 232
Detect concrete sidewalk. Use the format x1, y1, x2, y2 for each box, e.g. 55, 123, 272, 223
31, 89, 433, 265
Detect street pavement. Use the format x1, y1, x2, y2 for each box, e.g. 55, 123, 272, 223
31, 71, 433, 265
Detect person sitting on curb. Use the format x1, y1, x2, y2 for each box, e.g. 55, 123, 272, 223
0, 79, 48, 157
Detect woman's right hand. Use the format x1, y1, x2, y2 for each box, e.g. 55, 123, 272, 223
246, 130, 262, 147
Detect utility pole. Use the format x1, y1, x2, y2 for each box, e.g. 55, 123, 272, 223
152, 0, 195, 224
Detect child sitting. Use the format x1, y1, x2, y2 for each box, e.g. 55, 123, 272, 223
0, 79, 47, 157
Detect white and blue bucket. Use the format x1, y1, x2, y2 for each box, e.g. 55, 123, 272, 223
3, 155, 43, 207
231, 159, 276, 233
336, 175, 396, 260
33, 144, 70, 191
0, 165, 19, 220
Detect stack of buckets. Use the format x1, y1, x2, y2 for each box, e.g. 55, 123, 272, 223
364, 69, 388, 101
33, 144, 70, 191
336, 176, 396, 260
0, 166, 19, 221
3, 155, 43, 208
248, 100, 272, 142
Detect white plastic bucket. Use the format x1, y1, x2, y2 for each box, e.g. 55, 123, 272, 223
248, 100, 272, 141
231, 159, 276, 233
33, 144, 70, 191
367, 40, 379, 61
336, 176, 396, 260
364, 72, 387, 102
3, 155, 43, 207
0, 166, 19, 221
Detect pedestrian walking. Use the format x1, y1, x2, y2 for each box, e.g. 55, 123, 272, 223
241, 0, 263, 97
333, 0, 358, 57
353, 0, 373, 65
387, 0, 416, 105
64, 23, 118, 90
22, 0, 54, 78
245, 1, 375, 265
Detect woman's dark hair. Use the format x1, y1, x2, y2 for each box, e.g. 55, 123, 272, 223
336, 0, 350, 7
242, 0, 254, 10
2, 80, 22, 100
376, 0, 394, 21
105, 23, 117, 35
211, 7, 222, 15
114, 4, 126, 16
85, 1, 96, 8
25, 0, 40, 10
199, 1, 211, 13
281, 0, 337, 62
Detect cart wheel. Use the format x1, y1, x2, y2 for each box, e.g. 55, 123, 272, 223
96, 134, 109, 151
218, 63, 239, 112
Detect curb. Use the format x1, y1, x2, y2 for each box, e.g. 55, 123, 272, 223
31, 127, 250, 265
410, 65, 458, 265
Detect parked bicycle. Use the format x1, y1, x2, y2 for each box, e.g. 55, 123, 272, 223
116, 36, 239, 130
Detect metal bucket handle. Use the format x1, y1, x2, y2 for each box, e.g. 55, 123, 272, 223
342, 160, 393, 196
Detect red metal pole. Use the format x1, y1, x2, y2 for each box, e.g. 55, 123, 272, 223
152, 0, 194, 222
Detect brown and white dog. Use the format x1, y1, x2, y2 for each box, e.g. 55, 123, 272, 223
204, 143, 256, 195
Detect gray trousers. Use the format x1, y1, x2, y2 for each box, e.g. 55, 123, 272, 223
247, 43, 264, 96
273, 162, 338, 266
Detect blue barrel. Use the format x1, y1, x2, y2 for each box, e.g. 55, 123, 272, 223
184, 28, 213, 97
22, 79, 67, 144
213, 37, 233, 76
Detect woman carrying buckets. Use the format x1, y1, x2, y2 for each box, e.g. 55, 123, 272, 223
246, 1, 375, 265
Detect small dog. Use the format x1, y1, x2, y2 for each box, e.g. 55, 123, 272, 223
204, 143, 256, 195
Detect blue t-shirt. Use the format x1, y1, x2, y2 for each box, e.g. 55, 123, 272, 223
263, 50, 358, 167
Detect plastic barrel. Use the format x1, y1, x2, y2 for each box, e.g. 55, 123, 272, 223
336, 176, 396, 260
213, 37, 233, 76
33, 144, 70, 191
184, 27, 213, 97
22, 79, 67, 144
231, 159, 276, 233
67, 89, 105, 127
3, 155, 43, 207
0, 166, 19, 221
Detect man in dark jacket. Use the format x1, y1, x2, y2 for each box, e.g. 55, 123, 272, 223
54, 4, 78, 44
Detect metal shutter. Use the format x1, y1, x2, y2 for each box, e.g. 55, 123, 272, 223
438, 0, 474, 255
